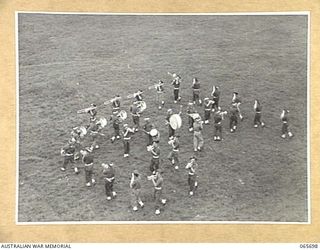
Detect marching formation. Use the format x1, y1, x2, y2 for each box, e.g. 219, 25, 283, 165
60, 72, 294, 215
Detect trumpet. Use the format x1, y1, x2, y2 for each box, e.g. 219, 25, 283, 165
77, 106, 96, 114
126, 90, 143, 99
104, 96, 121, 105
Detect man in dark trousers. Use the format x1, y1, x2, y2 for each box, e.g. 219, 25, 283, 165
185, 156, 198, 196
80, 147, 95, 187
192, 77, 201, 106
148, 141, 161, 174
281, 109, 294, 139
211, 86, 220, 111
102, 163, 116, 200
122, 124, 135, 158
171, 73, 182, 103
253, 99, 265, 128
148, 169, 167, 215
60, 138, 76, 172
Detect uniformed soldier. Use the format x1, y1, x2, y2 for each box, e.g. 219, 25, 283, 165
148, 169, 166, 215
167, 135, 180, 170
80, 148, 95, 187
203, 98, 214, 124
192, 77, 201, 105
253, 99, 265, 128
130, 170, 144, 211
193, 115, 204, 152
130, 101, 141, 132
110, 114, 121, 143
211, 86, 220, 111
171, 73, 182, 103
281, 109, 294, 139
102, 163, 116, 200
111, 95, 121, 114
122, 124, 135, 158
156, 80, 165, 110
187, 102, 196, 132
60, 139, 76, 172
229, 102, 240, 133
148, 141, 161, 173
142, 118, 155, 147
185, 156, 198, 196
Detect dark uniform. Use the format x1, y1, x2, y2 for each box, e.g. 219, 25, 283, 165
60, 141, 75, 171
229, 104, 239, 132
88, 122, 101, 150
213, 111, 223, 141
143, 119, 154, 146
88, 104, 97, 123
82, 152, 95, 187
151, 170, 166, 215
130, 170, 144, 211
171, 75, 181, 103
193, 118, 204, 151
185, 157, 198, 196
130, 102, 140, 132
110, 114, 121, 142
192, 78, 201, 105
281, 109, 293, 138
253, 100, 265, 127
102, 163, 116, 200
211, 86, 220, 111
149, 143, 160, 173
187, 103, 196, 131
203, 98, 213, 124
167, 136, 180, 169
122, 125, 135, 157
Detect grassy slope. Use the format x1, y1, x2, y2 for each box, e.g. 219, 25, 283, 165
18, 14, 308, 222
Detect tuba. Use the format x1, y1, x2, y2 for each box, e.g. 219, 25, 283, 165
96, 117, 107, 128
117, 110, 127, 122
136, 101, 147, 114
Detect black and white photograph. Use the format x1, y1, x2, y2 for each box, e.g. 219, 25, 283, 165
17, 13, 309, 223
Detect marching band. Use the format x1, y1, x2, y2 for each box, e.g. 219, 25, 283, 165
62, 72, 294, 215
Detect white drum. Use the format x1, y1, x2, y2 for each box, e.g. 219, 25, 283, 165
169, 114, 182, 130
97, 117, 107, 128
150, 128, 158, 137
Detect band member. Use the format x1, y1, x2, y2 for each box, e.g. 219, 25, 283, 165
122, 124, 135, 158
167, 135, 180, 170
192, 77, 201, 105
171, 73, 182, 103
187, 102, 196, 132
143, 118, 155, 147
166, 109, 175, 139
253, 99, 265, 128
211, 86, 220, 111
130, 170, 144, 211
134, 90, 143, 101
151, 128, 161, 145
60, 138, 76, 172
148, 141, 160, 173
148, 169, 166, 215
87, 120, 103, 150
88, 103, 97, 122
193, 115, 204, 152
112, 95, 121, 114
203, 98, 214, 124
213, 109, 224, 141
80, 148, 95, 187
70, 127, 82, 162
156, 80, 165, 110
102, 163, 116, 200
130, 101, 140, 132
281, 109, 294, 139
229, 102, 240, 133
110, 114, 121, 143
232, 92, 243, 120
185, 156, 198, 196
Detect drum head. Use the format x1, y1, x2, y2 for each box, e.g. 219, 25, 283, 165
169, 114, 182, 130
150, 129, 158, 137
98, 117, 107, 128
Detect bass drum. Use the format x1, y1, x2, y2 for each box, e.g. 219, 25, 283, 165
97, 117, 107, 128
169, 114, 182, 130
137, 101, 147, 113
79, 126, 87, 138
118, 110, 127, 122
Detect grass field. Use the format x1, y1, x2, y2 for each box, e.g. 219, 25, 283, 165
17, 14, 308, 222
